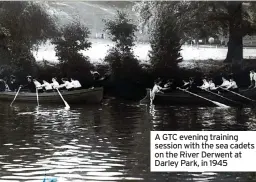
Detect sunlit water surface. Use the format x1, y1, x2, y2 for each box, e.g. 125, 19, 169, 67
0, 100, 256, 182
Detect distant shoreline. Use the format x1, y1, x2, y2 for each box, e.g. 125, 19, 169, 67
33, 38, 256, 65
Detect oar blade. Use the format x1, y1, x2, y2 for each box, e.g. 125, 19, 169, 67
64, 101, 70, 110
212, 101, 230, 108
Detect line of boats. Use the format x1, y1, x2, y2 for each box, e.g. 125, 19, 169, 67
2, 85, 256, 107
139, 87, 256, 107
2, 87, 104, 104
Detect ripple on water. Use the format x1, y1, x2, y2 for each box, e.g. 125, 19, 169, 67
0, 102, 253, 181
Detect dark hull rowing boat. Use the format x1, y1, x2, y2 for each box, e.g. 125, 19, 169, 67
140, 88, 256, 106
0, 87, 103, 104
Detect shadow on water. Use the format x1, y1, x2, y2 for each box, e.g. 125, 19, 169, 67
0, 100, 255, 181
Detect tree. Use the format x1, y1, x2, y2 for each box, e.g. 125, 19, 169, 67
53, 23, 91, 63
104, 10, 137, 53
0, 1, 58, 78
104, 10, 141, 82
52, 23, 93, 85
134, 1, 256, 66
147, 4, 182, 78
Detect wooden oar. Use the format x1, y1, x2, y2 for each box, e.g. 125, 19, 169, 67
177, 87, 229, 108
149, 89, 153, 104
36, 88, 39, 106
56, 88, 70, 110
199, 88, 241, 105
219, 87, 255, 102
10, 86, 22, 106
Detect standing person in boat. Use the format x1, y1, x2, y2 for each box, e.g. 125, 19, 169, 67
70, 78, 82, 90
58, 78, 74, 91
226, 77, 239, 92
50, 77, 60, 90
8, 75, 19, 92
150, 80, 164, 104
249, 70, 256, 88
41, 80, 53, 92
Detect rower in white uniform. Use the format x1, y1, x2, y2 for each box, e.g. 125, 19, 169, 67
249, 70, 256, 88
41, 80, 53, 92
33, 79, 43, 92
51, 77, 60, 89
226, 78, 238, 92
208, 79, 217, 91
70, 78, 82, 89
198, 78, 210, 90
218, 77, 231, 89
59, 78, 74, 91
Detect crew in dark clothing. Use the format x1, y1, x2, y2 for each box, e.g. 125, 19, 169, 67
0, 79, 6, 92
90, 70, 100, 81
187, 77, 197, 92
22, 76, 36, 92
181, 79, 190, 89
8, 75, 19, 92
3, 77, 10, 91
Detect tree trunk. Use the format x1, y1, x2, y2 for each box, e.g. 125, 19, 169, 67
225, 2, 243, 66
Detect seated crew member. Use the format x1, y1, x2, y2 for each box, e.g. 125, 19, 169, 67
218, 77, 231, 89
209, 79, 218, 91
70, 78, 82, 89
0, 79, 6, 92
163, 79, 173, 93
58, 78, 74, 91
226, 78, 238, 92
91, 70, 104, 88
3, 77, 10, 92
90, 70, 100, 81
21, 76, 36, 92
184, 77, 197, 92
33, 79, 43, 93
8, 75, 19, 92
50, 77, 60, 89
198, 78, 210, 90
41, 80, 53, 92
181, 80, 190, 89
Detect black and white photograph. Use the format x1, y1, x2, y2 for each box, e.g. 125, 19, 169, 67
0, 0, 256, 181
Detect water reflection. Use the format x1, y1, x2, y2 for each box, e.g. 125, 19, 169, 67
0, 101, 255, 181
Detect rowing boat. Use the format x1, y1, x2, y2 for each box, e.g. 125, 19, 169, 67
0, 87, 103, 104
140, 88, 256, 106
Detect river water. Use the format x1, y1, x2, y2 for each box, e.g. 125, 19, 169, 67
0, 99, 255, 182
